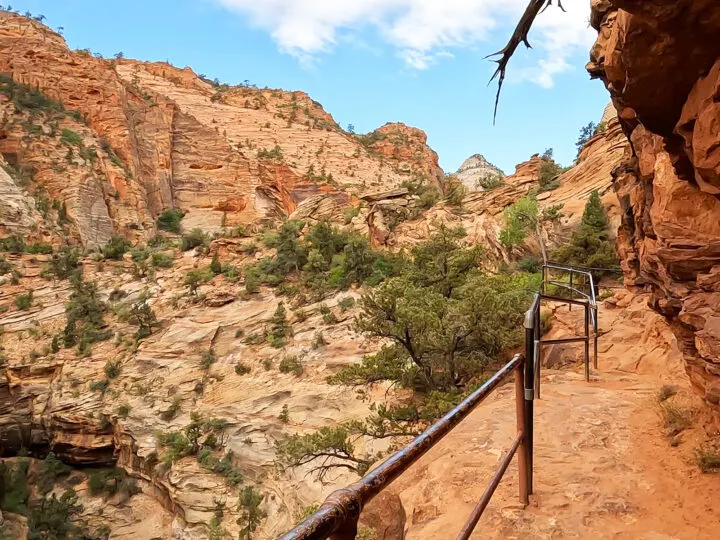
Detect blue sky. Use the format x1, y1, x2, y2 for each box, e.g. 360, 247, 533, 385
11, 0, 609, 174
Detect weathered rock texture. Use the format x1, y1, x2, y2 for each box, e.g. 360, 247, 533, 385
370, 110, 628, 265
0, 12, 442, 245
589, 0, 720, 413
455, 154, 504, 192
0, 250, 383, 537
0, 9, 637, 539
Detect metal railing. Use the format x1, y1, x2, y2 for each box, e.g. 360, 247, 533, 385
280, 352, 534, 540
280, 263, 599, 539
539, 263, 599, 383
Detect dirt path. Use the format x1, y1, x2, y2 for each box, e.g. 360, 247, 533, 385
388, 294, 720, 539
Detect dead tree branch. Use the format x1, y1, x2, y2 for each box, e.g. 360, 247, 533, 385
487, 0, 565, 122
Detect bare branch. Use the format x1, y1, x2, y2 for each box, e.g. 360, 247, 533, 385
487, 0, 562, 122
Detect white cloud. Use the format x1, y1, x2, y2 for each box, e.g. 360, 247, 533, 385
214, 0, 594, 86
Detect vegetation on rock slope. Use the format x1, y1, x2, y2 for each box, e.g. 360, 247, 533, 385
0, 11, 630, 537
276, 224, 538, 479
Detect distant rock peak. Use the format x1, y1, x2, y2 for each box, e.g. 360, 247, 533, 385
455, 153, 505, 192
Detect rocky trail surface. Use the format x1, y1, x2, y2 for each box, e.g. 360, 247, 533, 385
386, 293, 720, 539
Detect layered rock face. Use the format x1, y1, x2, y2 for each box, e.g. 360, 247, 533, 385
0, 12, 442, 245
455, 154, 504, 192
373, 108, 628, 264
589, 0, 720, 411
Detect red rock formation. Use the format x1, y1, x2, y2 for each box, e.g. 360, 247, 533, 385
0, 12, 443, 245
589, 0, 720, 412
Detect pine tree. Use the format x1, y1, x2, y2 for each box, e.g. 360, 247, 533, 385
270, 302, 288, 338
237, 486, 266, 539
210, 250, 222, 275
552, 189, 618, 278
580, 190, 609, 235
576, 122, 597, 157
128, 290, 158, 339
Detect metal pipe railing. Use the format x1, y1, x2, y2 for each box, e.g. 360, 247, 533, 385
457, 360, 529, 540
457, 433, 524, 539
281, 263, 604, 539
280, 354, 531, 540
540, 263, 600, 380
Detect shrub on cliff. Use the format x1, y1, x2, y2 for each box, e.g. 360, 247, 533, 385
185, 267, 213, 295
60, 128, 83, 147
0, 459, 30, 514
63, 273, 109, 349
538, 158, 563, 192
150, 251, 173, 268
249, 220, 400, 298
0, 73, 65, 113
27, 488, 88, 539
356, 130, 387, 149
41, 246, 80, 280
101, 235, 130, 260
36, 453, 71, 495
272, 220, 308, 274
157, 208, 185, 233
576, 122, 596, 157
401, 178, 441, 209
128, 290, 159, 340
237, 485, 266, 539
477, 173, 504, 191
210, 250, 222, 275
0, 256, 12, 275
499, 196, 539, 248
356, 271, 535, 392
0, 234, 25, 253
244, 266, 262, 294
14, 290, 33, 311
180, 228, 209, 251
552, 190, 618, 278
443, 176, 467, 207
257, 145, 283, 161
87, 468, 139, 498
276, 426, 372, 479
267, 302, 290, 346
352, 224, 535, 392
279, 355, 303, 376
25, 242, 53, 255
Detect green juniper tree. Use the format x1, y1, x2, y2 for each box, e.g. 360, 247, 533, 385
63, 272, 109, 349
552, 189, 618, 285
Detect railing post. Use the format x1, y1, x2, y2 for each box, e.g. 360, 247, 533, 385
523, 301, 536, 495
515, 358, 529, 506
584, 303, 590, 382
569, 270, 573, 311
593, 307, 598, 370
534, 303, 541, 400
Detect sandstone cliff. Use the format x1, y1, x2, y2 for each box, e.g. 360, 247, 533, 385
589, 0, 720, 413
0, 12, 442, 246
368, 105, 628, 265
455, 154, 505, 192
0, 8, 637, 539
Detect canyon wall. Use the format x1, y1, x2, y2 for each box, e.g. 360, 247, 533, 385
0, 12, 442, 246
589, 0, 720, 411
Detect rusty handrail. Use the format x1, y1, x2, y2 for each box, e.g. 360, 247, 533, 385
280, 263, 604, 539
280, 354, 528, 540
457, 361, 529, 539
457, 432, 524, 539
